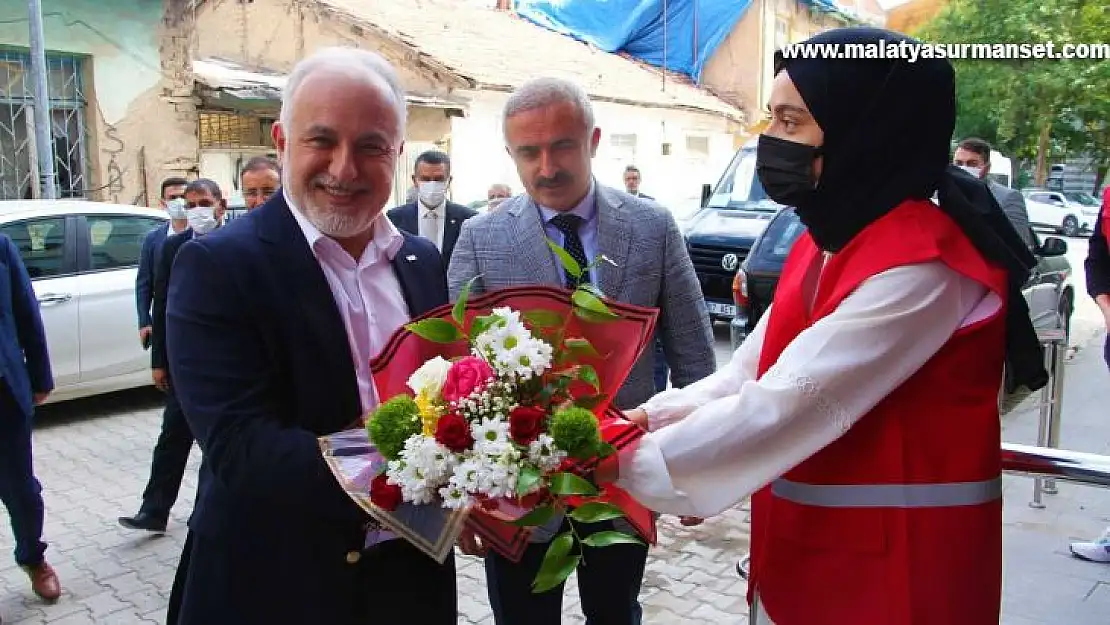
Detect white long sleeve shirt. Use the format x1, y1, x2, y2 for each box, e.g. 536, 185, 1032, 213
615, 259, 999, 519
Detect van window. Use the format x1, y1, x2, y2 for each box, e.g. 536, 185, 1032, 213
761, 209, 807, 260
706, 148, 779, 212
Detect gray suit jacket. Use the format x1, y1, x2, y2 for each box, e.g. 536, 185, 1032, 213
448, 183, 716, 411
988, 180, 1035, 249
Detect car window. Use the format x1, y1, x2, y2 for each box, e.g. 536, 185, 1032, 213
1028, 193, 1050, 203
760, 210, 807, 260
0, 217, 67, 279
87, 215, 165, 271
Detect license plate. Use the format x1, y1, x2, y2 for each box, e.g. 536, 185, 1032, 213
707, 302, 737, 317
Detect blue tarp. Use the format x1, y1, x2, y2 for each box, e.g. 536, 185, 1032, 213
516, 0, 753, 83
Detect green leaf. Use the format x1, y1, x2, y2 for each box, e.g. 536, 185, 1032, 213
571, 289, 617, 317
595, 441, 617, 458
516, 465, 543, 497
512, 504, 557, 528
568, 502, 626, 524
577, 365, 600, 391
453, 276, 479, 327
564, 337, 600, 359
532, 532, 579, 593
524, 309, 565, 328
532, 554, 581, 593
546, 240, 583, 278
574, 394, 608, 410
573, 307, 620, 325
406, 318, 463, 343
469, 314, 501, 341
549, 472, 598, 497
580, 530, 644, 548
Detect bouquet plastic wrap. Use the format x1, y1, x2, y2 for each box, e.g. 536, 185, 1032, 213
320, 250, 659, 592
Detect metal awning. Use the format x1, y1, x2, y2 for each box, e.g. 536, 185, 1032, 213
191, 57, 468, 113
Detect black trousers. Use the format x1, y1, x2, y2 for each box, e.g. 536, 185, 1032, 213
485, 518, 649, 625
139, 389, 194, 520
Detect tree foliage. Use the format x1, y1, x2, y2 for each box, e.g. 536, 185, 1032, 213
915, 0, 1110, 189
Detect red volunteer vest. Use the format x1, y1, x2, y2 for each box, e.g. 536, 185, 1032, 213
747, 200, 1009, 625
1101, 203, 1109, 243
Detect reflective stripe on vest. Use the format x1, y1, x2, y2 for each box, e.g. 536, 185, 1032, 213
771, 476, 1002, 508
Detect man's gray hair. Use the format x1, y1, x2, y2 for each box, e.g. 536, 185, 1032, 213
280, 47, 408, 136
502, 77, 595, 138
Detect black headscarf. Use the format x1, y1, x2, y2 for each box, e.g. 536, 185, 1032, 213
776, 27, 1048, 393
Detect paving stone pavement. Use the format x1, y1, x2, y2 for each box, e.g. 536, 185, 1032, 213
1, 303, 1107, 624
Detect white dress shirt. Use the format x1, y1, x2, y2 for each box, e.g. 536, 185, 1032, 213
615, 259, 1000, 519
285, 193, 410, 415
418, 199, 447, 251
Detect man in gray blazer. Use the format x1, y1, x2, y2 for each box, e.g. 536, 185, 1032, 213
448, 77, 715, 625
954, 137, 1035, 249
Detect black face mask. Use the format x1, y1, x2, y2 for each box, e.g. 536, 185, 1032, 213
755, 134, 822, 209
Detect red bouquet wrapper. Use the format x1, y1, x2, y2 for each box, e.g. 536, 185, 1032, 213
370, 285, 660, 562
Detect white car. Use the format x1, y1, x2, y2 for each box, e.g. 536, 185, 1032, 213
1022, 189, 1100, 238
0, 200, 168, 403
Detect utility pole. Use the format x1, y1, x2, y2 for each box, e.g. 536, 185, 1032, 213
27, 0, 57, 199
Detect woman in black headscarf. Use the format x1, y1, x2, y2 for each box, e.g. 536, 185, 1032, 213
596, 27, 1042, 624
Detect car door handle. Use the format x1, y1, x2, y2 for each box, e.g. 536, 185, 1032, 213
37, 292, 73, 306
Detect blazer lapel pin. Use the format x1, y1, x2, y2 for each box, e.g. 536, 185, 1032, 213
405, 254, 417, 262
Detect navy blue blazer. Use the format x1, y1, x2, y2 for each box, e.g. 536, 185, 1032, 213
0, 234, 53, 417
164, 194, 448, 624
386, 200, 477, 268
136, 223, 172, 329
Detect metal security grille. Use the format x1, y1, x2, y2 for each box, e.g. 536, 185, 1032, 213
198, 111, 274, 149
0, 50, 88, 200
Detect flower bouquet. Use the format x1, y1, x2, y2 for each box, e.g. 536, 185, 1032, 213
320, 247, 659, 592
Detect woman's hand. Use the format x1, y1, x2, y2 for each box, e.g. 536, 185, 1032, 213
624, 408, 649, 430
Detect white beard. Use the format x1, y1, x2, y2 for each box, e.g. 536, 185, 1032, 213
303, 202, 374, 239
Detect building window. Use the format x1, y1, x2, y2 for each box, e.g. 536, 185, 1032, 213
686, 135, 710, 158
198, 111, 275, 149
0, 50, 89, 200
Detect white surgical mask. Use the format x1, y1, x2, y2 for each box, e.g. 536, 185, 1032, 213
186, 207, 218, 235
166, 198, 187, 220
418, 181, 447, 207
957, 165, 983, 179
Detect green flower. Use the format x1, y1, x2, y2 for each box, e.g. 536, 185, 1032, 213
367, 396, 422, 461
549, 406, 602, 460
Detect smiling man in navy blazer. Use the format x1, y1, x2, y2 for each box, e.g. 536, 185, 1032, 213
164, 48, 455, 625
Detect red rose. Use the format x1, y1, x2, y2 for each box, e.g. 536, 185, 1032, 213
370, 473, 402, 511
442, 356, 495, 403
509, 405, 547, 445
434, 413, 474, 452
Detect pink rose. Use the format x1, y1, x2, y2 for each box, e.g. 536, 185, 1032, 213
442, 356, 495, 403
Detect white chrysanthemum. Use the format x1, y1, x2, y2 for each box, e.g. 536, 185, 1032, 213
528, 434, 568, 473
439, 478, 472, 510
474, 450, 521, 499
451, 458, 484, 493
387, 436, 456, 504
471, 416, 510, 449
406, 356, 453, 398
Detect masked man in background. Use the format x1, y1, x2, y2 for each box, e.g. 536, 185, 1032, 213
387, 149, 476, 269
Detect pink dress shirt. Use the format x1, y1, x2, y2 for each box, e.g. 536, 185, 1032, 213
285, 193, 410, 416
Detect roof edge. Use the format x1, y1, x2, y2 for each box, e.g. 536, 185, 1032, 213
474, 83, 745, 124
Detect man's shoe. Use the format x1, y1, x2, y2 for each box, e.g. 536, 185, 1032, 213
118, 512, 168, 533
1069, 528, 1110, 563
23, 561, 61, 602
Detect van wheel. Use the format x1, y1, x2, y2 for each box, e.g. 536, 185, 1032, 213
1062, 216, 1079, 238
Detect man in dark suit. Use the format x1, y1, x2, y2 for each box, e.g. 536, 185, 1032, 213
0, 232, 59, 602
953, 137, 1035, 249
387, 149, 477, 268
449, 77, 715, 625
136, 177, 188, 350
164, 48, 455, 625
120, 179, 227, 533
